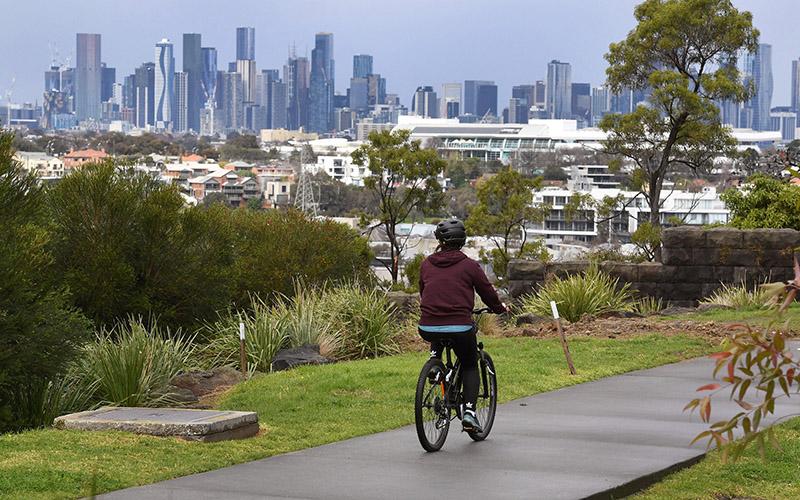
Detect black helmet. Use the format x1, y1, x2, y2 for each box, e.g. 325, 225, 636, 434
435, 219, 467, 247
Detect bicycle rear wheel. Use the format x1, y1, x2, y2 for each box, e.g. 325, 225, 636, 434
468, 351, 497, 441
415, 358, 450, 452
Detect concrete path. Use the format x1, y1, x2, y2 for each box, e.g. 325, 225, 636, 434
102, 345, 800, 500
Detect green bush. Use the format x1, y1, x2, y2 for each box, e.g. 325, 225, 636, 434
0, 133, 91, 433
402, 253, 426, 292
701, 282, 769, 309
518, 266, 634, 322
5, 375, 97, 430
722, 174, 800, 230
73, 317, 195, 407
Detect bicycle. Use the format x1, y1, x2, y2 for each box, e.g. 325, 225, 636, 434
414, 307, 498, 452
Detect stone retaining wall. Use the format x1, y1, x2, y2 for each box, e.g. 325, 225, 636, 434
507, 227, 799, 306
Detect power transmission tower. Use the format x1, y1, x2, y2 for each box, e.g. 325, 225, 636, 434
294, 147, 318, 216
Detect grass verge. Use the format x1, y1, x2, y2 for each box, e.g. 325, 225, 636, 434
635, 417, 800, 500
0, 334, 711, 499
658, 304, 800, 326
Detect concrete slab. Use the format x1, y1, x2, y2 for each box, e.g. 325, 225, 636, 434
100, 343, 800, 499
54, 407, 258, 442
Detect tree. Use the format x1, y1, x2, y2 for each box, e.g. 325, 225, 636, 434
351, 129, 446, 283
600, 0, 758, 260
0, 133, 90, 432
466, 168, 549, 280
721, 174, 800, 230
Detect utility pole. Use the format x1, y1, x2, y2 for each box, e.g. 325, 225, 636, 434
294, 146, 318, 216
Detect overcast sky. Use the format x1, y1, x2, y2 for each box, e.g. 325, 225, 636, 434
1, 0, 797, 108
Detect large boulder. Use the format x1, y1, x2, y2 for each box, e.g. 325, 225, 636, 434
386, 291, 420, 317
170, 366, 245, 398
271, 344, 332, 372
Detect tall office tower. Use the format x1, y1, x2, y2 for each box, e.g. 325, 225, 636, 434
749, 43, 773, 131
44, 66, 61, 92
507, 97, 528, 124
174, 72, 189, 132
718, 98, 740, 127
571, 82, 591, 124
201, 47, 218, 105
610, 88, 633, 114
512, 85, 535, 108
221, 72, 244, 129
791, 59, 800, 119
100, 63, 116, 102
270, 80, 288, 129
236, 27, 256, 61
353, 54, 373, 79
546, 60, 572, 119
134, 62, 155, 127
411, 86, 438, 118
237, 59, 257, 103
591, 85, 610, 126
463, 80, 494, 116
75, 33, 102, 121
285, 54, 310, 130
309, 32, 335, 133
349, 77, 369, 112
476, 83, 498, 117
440, 82, 462, 118
122, 74, 136, 110
534, 80, 546, 107
154, 39, 175, 130
255, 69, 280, 127
367, 73, 386, 105
183, 33, 203, 132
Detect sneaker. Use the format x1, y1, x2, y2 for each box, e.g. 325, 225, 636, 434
462, 410, 482, 433
427, 366, 443, 384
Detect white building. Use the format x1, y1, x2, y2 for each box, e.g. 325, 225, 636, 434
528, 186, 729, 246
304, 155, 369, 186
13, 152, 64, 179
566, 164, 620, 190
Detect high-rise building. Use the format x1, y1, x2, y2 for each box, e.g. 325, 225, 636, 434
201, 47, 218, 105
512, 85, 535, 108
353, 54, 373, 79
411, 86, 438, 118
309, 32, 335, 133
236, 27, 255, 61
134, 62, 155, 128
101, 63, 116, 103
546, 60, 572, 119
270, 80, 288, 129
154, 39, 175, 130
534, 80, 546, 107
349, 77, 369, 112
507, 97, 528, 124
571, 82, 591, 124
221, 72, 243, 129
285, 54, 310, 130
591, 85, 610, 126
791, 59, 800, 119
183, 33, 203, 132
237, 59, 257, 104
122, 74, 135, 110
463, 80, 494, 116
367, 73, 386, 106
750, 43, 773, 131
440, 83, 462, 118
174, 72, 188, 133
75, 33, 102, 121
476, 83, 497, 118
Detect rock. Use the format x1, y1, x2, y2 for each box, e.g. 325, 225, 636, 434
662, 226, 706, 248
271, 344, 332, 372
596, 310, 644, 319
386, 291, 420, 316
170, 366, 245, 398
164, 386, 199, 404
507, 260, 547, 281
659, 306, 697, 316
515, 313, 549, 326
696, 303, 734, 312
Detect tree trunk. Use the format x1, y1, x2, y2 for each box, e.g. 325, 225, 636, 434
648, 176, 663, 262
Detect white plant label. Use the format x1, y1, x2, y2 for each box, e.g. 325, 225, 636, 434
550, 301, 560, 320
239, 322, 245, 340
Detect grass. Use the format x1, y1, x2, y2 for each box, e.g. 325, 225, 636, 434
658, 303, 800, 325
636, 417, 800, 500
0, 334, 711, 499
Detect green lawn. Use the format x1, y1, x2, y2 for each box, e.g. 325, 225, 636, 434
659, 304, 800, 326
636, 417, 800, 500
0, 334, 711, 499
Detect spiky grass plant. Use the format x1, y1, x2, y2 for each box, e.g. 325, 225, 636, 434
701, 282, 770, 309
633, 296, 664, 316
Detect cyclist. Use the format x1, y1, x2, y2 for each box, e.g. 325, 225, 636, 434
418, 218, 506, 433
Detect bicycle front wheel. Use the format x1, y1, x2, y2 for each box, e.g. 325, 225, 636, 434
414, 358, 450, 452
469, 351, 497, 441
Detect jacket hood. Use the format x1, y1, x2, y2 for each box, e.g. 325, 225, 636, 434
427, 250, 467, 268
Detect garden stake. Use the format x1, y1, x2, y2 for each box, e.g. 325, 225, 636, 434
550, 301, 576, 375
239, 322, 247, 377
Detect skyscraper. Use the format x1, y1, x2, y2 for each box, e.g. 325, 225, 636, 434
475, 83, 498, 118
174, 72, 188, 133
441, 83, 462, 118
220, 71, 244, 129
134, 62, 155, 128
412, 86, 438, 118
75, 33, 102, 121
353, 54, 373, 79
201, 47, 218, 105
463, 80, 494, 116
183, 33, 203, 132
591, 85, 610, 126
309, 32, 335, 133
236, 27, 255, 61
791, 59, 800, 120
751, 43, 773, 131
154, 38, 175, 130
237, 59, 257, 103
270, 80, 288, 129
367, 74, 386, 106
546, 60, 572, 119
285, 54, 310, 130
101, 63, 116, 103
534, 80, 546, 107
349, 77, 369, 112
512, 85, 535, 108
571, 82, 591, 124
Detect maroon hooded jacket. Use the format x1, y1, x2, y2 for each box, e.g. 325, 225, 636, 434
418, 249, 505, 326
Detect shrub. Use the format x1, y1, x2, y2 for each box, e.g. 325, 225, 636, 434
73, 317, 195, 407
402, 254, 426, 292
633, 296, 664, 316
701, 282, 769, 309
6, 375, 97, 430
518, 266, 634, 322
721, 174, 800, 230
275, 285, 343, 358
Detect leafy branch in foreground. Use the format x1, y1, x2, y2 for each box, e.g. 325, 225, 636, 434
686, 256, 800, 462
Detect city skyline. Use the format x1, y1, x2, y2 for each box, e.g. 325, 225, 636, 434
1, 0, 798, 108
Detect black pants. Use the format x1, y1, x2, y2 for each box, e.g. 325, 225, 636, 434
418, 328, 479, 413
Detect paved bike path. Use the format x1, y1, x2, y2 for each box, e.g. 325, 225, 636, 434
102, 345, 800, 500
